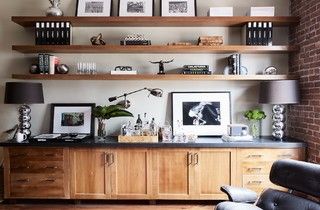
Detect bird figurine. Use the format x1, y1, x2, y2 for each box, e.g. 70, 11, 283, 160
149, 59, 174, 74
90, 33, 106, 45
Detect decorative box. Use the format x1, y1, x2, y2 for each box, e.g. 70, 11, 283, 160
249, 7, 275, 16
208, 7, 233, 17
118, 135, 158, 143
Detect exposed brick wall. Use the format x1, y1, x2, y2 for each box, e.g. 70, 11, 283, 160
288, 0, 320, 163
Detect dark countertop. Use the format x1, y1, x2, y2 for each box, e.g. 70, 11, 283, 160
0, 136, 306, 148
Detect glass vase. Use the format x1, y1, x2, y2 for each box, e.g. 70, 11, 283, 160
97, 119, 107, 138
249, 120, 260, 139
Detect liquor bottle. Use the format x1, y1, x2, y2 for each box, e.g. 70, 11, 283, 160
136, 114, 142, 127
149, 118, 157, 136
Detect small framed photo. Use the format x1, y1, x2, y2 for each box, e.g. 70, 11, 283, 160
119, 0, 154, 16
172, 92, 231, 136
76, 0, 112, 16
161, 0, 197, 17
50, 103, 95, 137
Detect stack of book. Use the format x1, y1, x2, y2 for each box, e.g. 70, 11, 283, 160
38, 54, 60, 74
244, 22, 273, 46
227, 54, 241, 75
35, 21, 72, 45
182, 65, 211, 75
198, 36, 223, 46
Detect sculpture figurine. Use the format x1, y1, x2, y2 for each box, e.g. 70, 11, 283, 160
150, 59, 174, 74
46, 0, 64, 16
90, 33, 106, 45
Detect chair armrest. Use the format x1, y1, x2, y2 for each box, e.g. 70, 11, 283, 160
220, 186, 258, 203
216, 201, 263, 210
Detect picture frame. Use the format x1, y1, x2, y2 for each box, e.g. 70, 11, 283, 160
161, 0, 197, 17
171, 92, 231, 136
50, 103, 95, 137
76, 0, 112, 17
118, 0, 154, 16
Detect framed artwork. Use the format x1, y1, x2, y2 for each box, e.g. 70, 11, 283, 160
171, 92, 231, 136
118, 0, 154, 16
76, 0, 112, 16
50, 103, 95, 137
161, 0, 197, 17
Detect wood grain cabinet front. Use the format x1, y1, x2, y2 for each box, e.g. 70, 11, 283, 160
4, 147, 70, 199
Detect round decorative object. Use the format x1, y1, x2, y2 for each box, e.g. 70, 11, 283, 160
264, 66, 277, 75
56, 64, 69, 74
90, 33, 106, 45
22, 129, 31, 136
272, 113, 284, 122
46, 0, 63, 16
19, 105, 31, 115
272, 121, 285, 130
273, 104, 285, 114
19, 115, 31, 122
30, 64, 39, 74
272, 130, 284, 139
20, 122, 31, 129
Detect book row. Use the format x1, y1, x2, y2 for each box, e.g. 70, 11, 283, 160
35, 21, 72, 45
245, 22, 273, 46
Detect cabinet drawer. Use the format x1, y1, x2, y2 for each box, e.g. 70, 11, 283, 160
241, 161, 273, 175
10, 160, 63, 174
9, 148, 63, 161
242, 175, 272, 194
240, 149, 301, 162
10, 173, 66, 198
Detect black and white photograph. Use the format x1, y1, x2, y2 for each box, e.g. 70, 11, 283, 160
51, 103, 95, 136
76, 0, 112, 16
61, 112, 84, 126
161, 0, 196, 16
172, 92, 230, 136
119, 0, 153, 16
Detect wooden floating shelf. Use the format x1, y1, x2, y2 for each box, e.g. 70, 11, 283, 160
12, 45, 299, 54
12, 16, 299, 27
12, 74, 297, 81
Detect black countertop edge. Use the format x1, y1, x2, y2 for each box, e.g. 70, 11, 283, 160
0, 136, 307, 148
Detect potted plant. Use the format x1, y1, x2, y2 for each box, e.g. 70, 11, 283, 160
244, 108, 266, 138
93, 105, 133, 138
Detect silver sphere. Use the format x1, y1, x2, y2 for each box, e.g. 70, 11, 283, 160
272, 114, 284, 122
273, 105, 285, 114
19, 105, 31, 115
272, 130, 284, 139
22, 129, 31, 136
272, 121, 285, 130
56, 64, 69, 74
20, 122, 31, 129
19, 115, 31, 122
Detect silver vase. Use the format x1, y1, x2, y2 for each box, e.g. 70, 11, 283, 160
46, 0, 63, 16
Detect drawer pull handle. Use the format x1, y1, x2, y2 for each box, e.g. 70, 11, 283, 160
248, 181, 262, 185
278, 154, 292, 158
248, 168, 262, 171
187, 152, 192, 166
44, 179, 56, 182
16, 179, 30, 183
45, 166, 58, 169
248, 155, 263, 158
194, 153, 199, 165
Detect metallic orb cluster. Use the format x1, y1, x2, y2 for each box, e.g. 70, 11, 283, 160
18, 105, 32, 136
272, 104, 285, 140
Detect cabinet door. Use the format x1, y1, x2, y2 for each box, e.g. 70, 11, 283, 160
110, 148, 152, 199
152, 149, 194, 199
70, 149, 111, 199
194, 149, 236, 200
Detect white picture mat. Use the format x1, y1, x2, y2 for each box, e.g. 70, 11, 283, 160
119, 0, 153, 16
162, 0, 195, 16
172, 92, 231, 136
52, 106, 92, 134
77, 0, 111, 16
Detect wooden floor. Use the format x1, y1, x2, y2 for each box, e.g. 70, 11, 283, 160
0, 204, 213, 210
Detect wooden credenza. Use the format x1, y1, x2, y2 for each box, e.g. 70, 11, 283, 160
3, 145, 305, 200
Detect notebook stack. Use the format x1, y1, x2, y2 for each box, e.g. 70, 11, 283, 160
182, 65, 211, 75
198, 36, 223, 46
244, 22, 273, 46
35, 21, 72, 45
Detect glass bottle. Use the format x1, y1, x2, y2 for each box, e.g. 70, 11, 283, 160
136, 114, 142, 128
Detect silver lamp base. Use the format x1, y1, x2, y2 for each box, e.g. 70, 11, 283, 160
18, 105, 31, 137
272, 104, 285, 140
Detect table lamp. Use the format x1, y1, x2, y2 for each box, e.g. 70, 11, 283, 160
4, 82, 44, 137
108, 87, 163, 109
259, 80, 300, 140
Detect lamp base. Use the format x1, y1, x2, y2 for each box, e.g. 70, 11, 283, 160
18, 104, 31, 137
272, 104, 285, 140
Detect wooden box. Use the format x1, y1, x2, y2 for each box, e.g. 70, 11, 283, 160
118, 135, 158, 143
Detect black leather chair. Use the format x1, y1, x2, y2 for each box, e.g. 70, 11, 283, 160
216, 159, 320, 210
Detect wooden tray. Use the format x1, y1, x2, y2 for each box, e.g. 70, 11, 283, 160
118, 135, 158, 143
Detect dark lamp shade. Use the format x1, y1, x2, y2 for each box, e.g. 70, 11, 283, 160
259, 80, 300, 104
4, 82, 44, 104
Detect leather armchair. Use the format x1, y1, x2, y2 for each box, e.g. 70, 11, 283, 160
216, 159, 320, 210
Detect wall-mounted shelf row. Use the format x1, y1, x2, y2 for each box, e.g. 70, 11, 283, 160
12, 45, 298, 54
12, 16, 299, 27
12, 74, 297, 81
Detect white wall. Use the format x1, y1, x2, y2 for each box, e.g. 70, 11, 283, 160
0, 0, 290, 137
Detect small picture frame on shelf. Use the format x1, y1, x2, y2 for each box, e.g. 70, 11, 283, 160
76, 0, 112, 17
50, 103, 95, 137
161, 0, 197, 17
118, 0, 154, 16
171, 92, 231, 136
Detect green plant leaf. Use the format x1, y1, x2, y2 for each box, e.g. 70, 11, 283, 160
109, 110, 134, 118
93, 105, 133, 120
